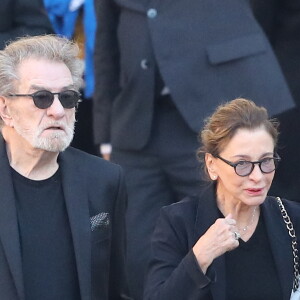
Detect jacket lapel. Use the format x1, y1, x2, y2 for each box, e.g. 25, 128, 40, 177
262, 198, 294, 300
193, 185, 226, 300
59, 150, 91, 300
0, 137, 24, 300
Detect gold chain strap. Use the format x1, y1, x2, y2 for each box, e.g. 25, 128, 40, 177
276, 197, 300, 292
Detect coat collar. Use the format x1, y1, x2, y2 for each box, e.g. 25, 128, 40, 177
193, 185, 293, 300
0, 136, 91, 300
56, 149, 92, 300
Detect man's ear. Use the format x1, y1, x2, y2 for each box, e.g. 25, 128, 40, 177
0, 96, 13, 126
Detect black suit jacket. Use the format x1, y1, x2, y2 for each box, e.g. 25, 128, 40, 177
144, 186, 300, 300
93, 0, 299, 149
0, 0, 53, 50
0, 136, 129, 300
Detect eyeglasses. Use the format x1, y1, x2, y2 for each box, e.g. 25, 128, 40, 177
8, 90, 81, 109
215, 155, 281, 177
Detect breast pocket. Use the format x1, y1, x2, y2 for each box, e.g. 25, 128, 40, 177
90, 212, 111, 243
91, 226, 111, 244
206, 33, 267, 65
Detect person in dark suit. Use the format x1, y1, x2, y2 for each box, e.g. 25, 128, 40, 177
0, 35, 129, 299
0, 0, 53, 49
144, 98, 300, 300
93, 0, 299, 298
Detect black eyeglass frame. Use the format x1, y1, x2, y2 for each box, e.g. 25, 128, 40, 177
215, 154, 281, 177
8, 90, 81, 109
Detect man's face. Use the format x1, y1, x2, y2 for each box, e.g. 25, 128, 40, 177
6, 58, 76, 152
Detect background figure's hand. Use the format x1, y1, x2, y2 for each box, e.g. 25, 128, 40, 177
99, 144, 111, 161
102, 153, 111, 161
192, 214, 239, 274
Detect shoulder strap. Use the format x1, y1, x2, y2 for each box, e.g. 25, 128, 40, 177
276, 197, 299, 292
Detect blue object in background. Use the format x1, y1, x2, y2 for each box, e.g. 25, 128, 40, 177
44, 0, 96, 99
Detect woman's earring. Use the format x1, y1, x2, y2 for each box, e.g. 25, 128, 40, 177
212, 175, 217, 180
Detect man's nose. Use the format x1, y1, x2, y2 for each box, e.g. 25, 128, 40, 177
46, 96, 66, 118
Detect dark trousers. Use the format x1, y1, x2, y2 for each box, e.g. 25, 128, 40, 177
111, 95, 206, 300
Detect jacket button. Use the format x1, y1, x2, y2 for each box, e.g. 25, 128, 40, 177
147, 8, 157, 19
140, 59, 149, 69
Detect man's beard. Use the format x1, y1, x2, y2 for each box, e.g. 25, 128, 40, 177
14, 120, 75, 152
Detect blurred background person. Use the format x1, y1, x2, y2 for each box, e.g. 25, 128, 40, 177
0, 0, 53, 50
93, 0, 300, 298
144, 98, 300, 300
265, 0, 300, 201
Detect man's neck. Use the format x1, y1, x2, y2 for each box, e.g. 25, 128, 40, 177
3, 127, 59, 180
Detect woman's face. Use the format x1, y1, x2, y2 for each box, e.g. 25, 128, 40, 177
206, 127, 276, 207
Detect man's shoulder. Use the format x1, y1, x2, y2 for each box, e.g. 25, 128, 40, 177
61, 148, 126, 202
62, 147, 122, 176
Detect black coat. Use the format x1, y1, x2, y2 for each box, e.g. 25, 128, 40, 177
93, 0, 299, 149
144, 186, 300, 300
0, 136, 129, 300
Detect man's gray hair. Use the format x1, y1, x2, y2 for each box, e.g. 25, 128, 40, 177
0, 34, 84, 96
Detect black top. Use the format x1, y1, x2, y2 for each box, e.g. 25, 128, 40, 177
12, 168, 81, 300
225, 210, 282, 300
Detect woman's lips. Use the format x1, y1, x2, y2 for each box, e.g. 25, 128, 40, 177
245, 188, 264, 195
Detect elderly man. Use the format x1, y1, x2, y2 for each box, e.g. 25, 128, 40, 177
0, 35, 129, 300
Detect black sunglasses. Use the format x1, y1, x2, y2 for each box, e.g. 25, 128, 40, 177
215, 154, 281, 177
8, 90, 81, 109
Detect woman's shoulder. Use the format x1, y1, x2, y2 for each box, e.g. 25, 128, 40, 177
158, 185, 216, 234
157, 196, 201, 233
265, 195, 300, 210
155, 196, 202, 246
160, 185, 216, 221
161, 195, 200, 218
264, 196, 300, 228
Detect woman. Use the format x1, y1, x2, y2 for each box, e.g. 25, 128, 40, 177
144, 98, 300, 300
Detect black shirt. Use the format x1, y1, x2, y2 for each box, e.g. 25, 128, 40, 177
12, 168, 81, 300
225, 210, 282, 300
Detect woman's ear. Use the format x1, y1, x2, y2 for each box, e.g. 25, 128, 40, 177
205, 153, 218, 180
0, 96, 13, 126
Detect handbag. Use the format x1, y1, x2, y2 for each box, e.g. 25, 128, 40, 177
276, 197, 300, 300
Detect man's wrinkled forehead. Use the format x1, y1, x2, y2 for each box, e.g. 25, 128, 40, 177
15, 58, 74, 91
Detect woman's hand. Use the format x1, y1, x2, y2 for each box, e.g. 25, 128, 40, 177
192, 214, 239, 274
